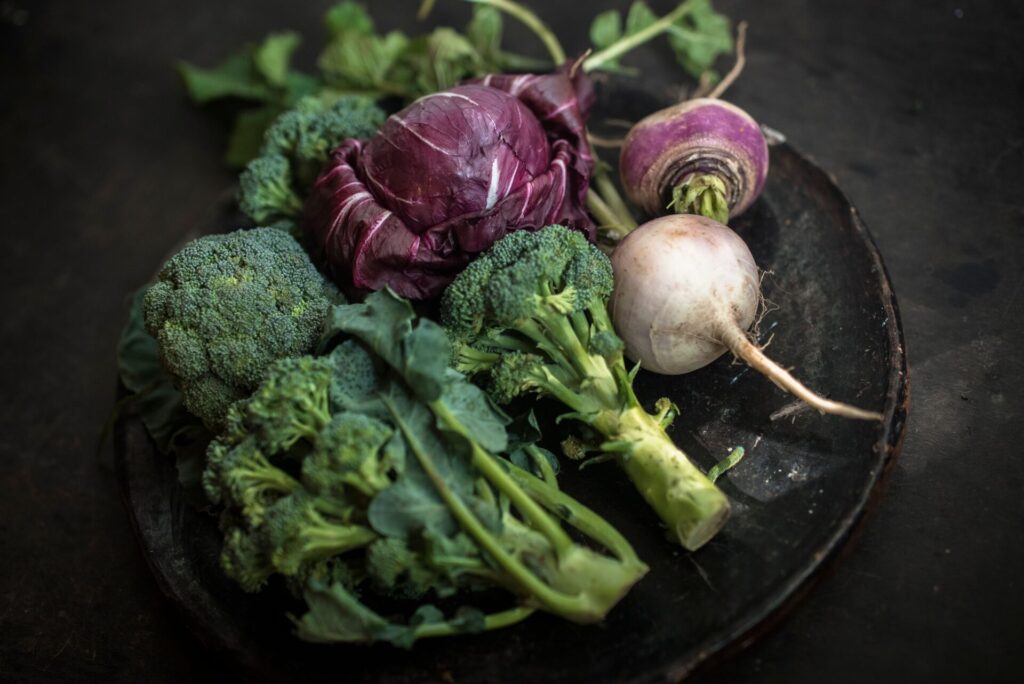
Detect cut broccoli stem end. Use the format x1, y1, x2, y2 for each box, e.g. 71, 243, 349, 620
603, 407, 730, 550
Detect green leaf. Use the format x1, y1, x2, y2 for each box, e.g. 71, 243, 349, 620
438, 380, 507, 454
224, 105, 284, 168
324, 1, 375, 38
590, 10, 622, 50
625, 1, 658, 35
327, 291, 451, 402
466, 6, 502, 67
667, 0, 733, 79
115, 288, 200, 454
283, 71, 322, 104
324, 291, 413, 376
297, 580, 417, 647
178, 50, 275, 104
254, 31, 301, 87
395, 28, 480, 95
368, 466, 458, 539
319, 30, 410, 92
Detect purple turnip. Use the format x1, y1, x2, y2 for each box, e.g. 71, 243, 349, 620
609, 214, 883, 421
619, 97, 769, 225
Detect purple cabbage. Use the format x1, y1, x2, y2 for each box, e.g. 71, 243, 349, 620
303, 71, 595, 300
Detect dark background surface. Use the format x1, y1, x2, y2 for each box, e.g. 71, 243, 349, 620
1, 0, 1021, 682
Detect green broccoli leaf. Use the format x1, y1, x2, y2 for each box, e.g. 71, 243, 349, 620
116, 288, 196, 453
178, 49, 275, 104
326, 291, 450, 402
225, 105, 284, 168
368, 466, 458, 539
297, 580, 416, 647
393, 28, 480, 96
667, 0, 733, 79
438, 380, 507, 454
254, 31, 302, 87
319, 30, 410, 94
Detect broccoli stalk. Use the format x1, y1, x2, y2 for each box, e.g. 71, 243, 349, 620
392, 397, 645, 622
204, 311, 647, 644
324, 290, 648, 630
441, 225, 729, 550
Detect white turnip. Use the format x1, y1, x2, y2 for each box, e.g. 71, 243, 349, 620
610, 214, 883, 421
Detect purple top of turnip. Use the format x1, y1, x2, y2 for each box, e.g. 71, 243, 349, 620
619, 98, 769, 219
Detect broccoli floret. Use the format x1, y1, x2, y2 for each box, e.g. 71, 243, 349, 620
144, 227, 341, 430
220, 525, 274, 593
327, 340, 386, 413
238, 153, 303, 224
238, 96, 385, 225
203, 436, 298, 525
441, 225, 731, 551
264, 491, 377, 576
302, 413, 396, 499
261, 95, 385, 187
237, 355, 335, 452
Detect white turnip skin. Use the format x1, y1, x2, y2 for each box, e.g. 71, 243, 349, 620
610, 214, 883, 421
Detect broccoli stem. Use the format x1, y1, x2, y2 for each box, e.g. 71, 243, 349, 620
595, 406, 730, 550
505, 460, 645, 570
291, 523, 379, 563
413, 606, 537, 638
386, 396, 643, 623
532, 296, 728, 550
430, 400, 574, 556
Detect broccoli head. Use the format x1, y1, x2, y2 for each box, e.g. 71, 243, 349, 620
238, 96, 385, 227
302, 413, 397, 499
144, 227, 341, 430
441, 225, 613, 340
440, 226, 732, 551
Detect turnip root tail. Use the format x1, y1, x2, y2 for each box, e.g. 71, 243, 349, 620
717, 322, 884, 422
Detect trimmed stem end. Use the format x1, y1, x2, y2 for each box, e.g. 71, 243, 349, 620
668, 174, 730, 225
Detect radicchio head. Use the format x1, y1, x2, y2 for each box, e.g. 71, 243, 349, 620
303, 70, 595, 300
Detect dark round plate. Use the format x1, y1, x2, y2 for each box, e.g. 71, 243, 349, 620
115, 118, 908, 681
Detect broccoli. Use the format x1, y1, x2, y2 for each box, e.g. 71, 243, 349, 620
143, 227, 341, 430
203, 291, 648, 646
238, 153, 304, 225
238, 95, 385, 226
441, 225, 730, 551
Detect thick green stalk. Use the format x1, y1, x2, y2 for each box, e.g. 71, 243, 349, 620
596, 174, 637, 229
431, 400, 574, 555
507, 459, 646, 571
594, 407, 730, 550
